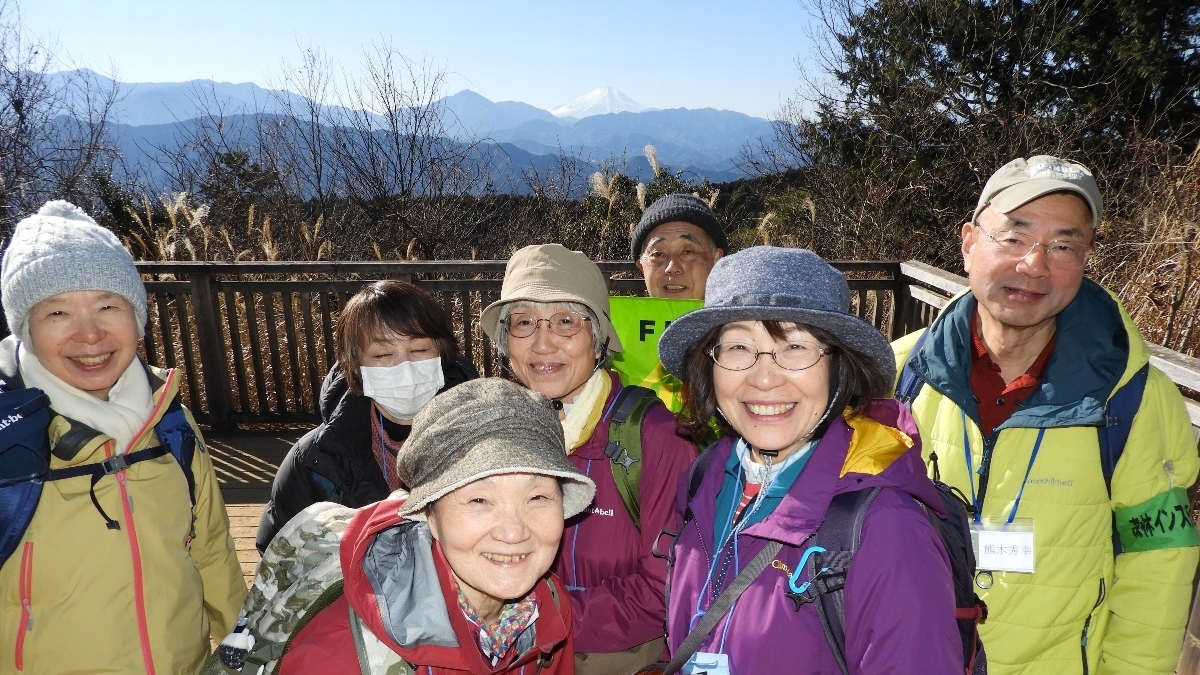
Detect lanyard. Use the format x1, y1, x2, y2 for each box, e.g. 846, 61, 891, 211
960, 410, 1045, 524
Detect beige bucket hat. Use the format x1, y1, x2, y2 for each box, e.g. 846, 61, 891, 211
480, 244, 623, 352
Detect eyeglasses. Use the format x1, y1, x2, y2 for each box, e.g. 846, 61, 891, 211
505, 311, 591, 338
709, 341, 831, 371
973, 223, 1090, 270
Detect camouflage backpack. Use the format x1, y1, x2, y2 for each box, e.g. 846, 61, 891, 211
201, 502, 413, 675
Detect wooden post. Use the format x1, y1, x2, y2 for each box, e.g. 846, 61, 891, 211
189, 270, 235, 431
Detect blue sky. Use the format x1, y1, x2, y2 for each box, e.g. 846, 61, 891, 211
19, 0, 818, 119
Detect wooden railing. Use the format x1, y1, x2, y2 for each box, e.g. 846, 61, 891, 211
132, 260, 903, 429
129, 259, 1200, 435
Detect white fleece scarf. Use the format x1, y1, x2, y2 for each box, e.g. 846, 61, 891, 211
18, 342, 155, 454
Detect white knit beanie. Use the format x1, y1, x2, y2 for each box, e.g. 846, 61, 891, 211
1, 201, 147, 341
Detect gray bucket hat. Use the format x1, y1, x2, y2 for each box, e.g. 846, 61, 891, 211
395, 377, 596, 520
658, 246, 896, 383
480, 244, 623, 352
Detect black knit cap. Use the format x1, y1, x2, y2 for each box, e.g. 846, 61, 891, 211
630, 193, 729, 260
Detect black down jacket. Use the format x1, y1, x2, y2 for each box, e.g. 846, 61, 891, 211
256, 356, 478, 552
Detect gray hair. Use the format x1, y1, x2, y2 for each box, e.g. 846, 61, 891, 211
493, 300, 612, 368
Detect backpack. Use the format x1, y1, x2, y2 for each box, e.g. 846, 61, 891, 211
603, 384, 659, 530
896, 329, 1151, 554
802, 485, 987, 675
0, 385, 197, 566
202, 502, 376, 675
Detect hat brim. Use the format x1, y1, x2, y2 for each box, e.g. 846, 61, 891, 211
658, 304, 897, 384
399, 435, 597, 521
977, 181, 1101, 229
481, 292, 624, 353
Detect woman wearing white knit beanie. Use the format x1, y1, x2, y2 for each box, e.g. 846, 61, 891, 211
0, 201, 245, 675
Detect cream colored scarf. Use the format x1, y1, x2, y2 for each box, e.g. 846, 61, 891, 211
18, 342, 155, 454
561, 370, 612, 453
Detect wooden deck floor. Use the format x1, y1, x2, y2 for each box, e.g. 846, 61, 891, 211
206, 429, 303, 584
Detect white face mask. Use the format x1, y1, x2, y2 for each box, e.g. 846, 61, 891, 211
360, 357, 445, 420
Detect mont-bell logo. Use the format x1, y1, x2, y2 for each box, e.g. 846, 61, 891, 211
0, 413, 22, 431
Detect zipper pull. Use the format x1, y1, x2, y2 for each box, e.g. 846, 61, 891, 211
23, 605, 33, 632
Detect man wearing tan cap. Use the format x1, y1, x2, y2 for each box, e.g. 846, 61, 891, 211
893, 156, 1199, 674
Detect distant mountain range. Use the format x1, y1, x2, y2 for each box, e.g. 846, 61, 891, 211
51, 71, 776, 191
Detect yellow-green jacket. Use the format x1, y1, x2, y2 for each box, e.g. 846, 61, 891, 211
0, 347, 246, 674
893, 279, 1199, 675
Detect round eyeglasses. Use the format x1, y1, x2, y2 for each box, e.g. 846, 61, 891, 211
709, 341, 831, 371
505, 311, 591, 338
974, 223, 1090, 270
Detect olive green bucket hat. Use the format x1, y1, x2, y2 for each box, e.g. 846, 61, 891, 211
396, 377, 596, 520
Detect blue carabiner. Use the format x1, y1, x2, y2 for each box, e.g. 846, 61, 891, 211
788, 545, 829, 594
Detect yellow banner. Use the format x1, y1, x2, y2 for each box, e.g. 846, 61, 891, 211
609, 296, 703, 413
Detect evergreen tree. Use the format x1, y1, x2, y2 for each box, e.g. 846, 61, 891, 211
760, 0, 1200, 268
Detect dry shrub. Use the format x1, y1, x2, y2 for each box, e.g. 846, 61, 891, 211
1095, 145, 1200, 357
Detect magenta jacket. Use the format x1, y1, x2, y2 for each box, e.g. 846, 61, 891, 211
553, 371, 698, 654
665, 399, 963, 674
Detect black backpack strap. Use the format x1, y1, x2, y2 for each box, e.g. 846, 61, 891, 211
895, 329, 931, 409
808, 487, 882, 675
685, 442, 721, 516
658, 441, 724, 631
1100, 362, 1150, 555
45, 445, 173, 530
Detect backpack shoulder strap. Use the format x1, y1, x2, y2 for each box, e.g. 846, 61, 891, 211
809, 487, 883, 675
1100, 362, 1150, 494
682, 440, 723, 526
0, 388, 53, 566
1100, 362, 1150, 555
154, 395, 197, 506
605, 385, 658, 530
896, 329, 931, 409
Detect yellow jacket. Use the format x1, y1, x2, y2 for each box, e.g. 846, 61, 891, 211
0, 360, 246, 675
893, 280, 1199, 675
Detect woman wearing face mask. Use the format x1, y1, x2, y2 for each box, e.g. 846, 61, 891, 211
256, 281, 479, 552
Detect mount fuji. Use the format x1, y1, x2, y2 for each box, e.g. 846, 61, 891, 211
550, 87, 648, 118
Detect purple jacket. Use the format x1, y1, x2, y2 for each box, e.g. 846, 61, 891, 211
666, 399, 962, 674
552, 371, 698, 654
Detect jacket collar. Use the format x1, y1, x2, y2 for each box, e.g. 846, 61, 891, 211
696, 400, 942, 548
342, 499, 569, 671
911, 278, 1133, 429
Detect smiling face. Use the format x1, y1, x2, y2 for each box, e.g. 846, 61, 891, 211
963, 192, 1092, 343
505, 302, 600, 405
713, 321, 831, 461
635, 221, 724, 299
26, 290, 140, 400
426, 473, 564, 623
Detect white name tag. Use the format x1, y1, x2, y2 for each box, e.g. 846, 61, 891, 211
685, 652, 730, 675
971, 519, 1035, 573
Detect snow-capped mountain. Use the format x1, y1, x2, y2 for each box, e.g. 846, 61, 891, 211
550, 87, 647, 118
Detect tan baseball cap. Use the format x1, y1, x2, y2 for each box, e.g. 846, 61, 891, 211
973, 155, 1103, 229
480, 244, 623, 352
